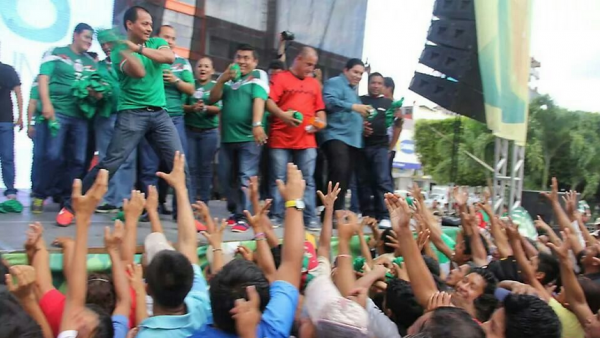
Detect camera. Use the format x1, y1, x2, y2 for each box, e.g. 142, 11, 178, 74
281, 31, 295, 41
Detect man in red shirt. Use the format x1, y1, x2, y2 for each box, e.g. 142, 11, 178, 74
266, 47, 326, 230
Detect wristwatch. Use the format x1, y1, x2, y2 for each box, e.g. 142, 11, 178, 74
285, 199, 305, 211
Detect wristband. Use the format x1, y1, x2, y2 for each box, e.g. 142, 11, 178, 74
256, 237, 267, 242
254, 232, 265, 239
252, 121, 263, 128
337, 254, 352, 259
138, 44, 144, 54
212, 248, 222, 252
202, 105, 208, 113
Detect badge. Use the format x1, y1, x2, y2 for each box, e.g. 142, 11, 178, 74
193, 88, 204, 99
73, 60, 83, 72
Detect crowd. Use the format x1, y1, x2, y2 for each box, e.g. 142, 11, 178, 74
1, 5, 600, 338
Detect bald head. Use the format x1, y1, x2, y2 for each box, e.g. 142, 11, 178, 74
292, 47, 318, 79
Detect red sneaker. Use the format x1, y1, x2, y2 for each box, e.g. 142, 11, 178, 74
195, 220, 207, 232
56, 208, 74, 227
226, 215, 237, 227
231, 219, 249, 233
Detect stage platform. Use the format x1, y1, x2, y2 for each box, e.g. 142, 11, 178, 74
0, 190, 286, 253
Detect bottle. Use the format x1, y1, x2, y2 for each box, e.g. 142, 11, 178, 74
305, 116, 325, 132
231, 64, 241, 81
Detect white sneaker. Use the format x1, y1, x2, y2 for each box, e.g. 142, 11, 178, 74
379, 219, 392, 229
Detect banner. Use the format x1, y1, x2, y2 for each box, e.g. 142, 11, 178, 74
474, 0, 532, 146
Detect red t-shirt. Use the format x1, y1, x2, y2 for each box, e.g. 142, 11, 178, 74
268, 70, 325, 149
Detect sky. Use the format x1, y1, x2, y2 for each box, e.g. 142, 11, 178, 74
362, 0, 600, 113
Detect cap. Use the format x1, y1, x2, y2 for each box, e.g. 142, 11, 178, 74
592, 230, 600, 238
304, 275, 369, 337
144, 232, 175, 264
594, 217, 600, 226
97, 28, 121, 44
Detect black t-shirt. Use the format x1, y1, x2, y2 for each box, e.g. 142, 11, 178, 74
0, 62, 21, 122
360, 95, 392, 147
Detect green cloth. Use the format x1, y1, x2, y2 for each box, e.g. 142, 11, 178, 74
39, 46, 98, 117
385, 97, 404, 127
220, 69, 269, 143
353, 256, 366, 272
0, 200, 23, 213
71, 72, 112, 119
96, 59, 119, 117
185, 80, 221, 129
111, 37, 170, 111
34, 115, 61, 137
97, 28, 122, 44
112, 211, 126, 222
165, 55, 194, 116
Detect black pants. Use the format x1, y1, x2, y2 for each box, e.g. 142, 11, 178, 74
322, 140, 359, 211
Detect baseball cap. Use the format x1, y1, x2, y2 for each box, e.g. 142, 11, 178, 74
304, 274, 369, 338
144, 232, 175, 264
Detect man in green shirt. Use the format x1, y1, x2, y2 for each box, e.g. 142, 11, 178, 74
208, 44, 268, 232
93, 29, 137, 214
56, 6, 190, 227
138, 24, 195, 218
32, 23, 98, 214
183, 56, 221, 205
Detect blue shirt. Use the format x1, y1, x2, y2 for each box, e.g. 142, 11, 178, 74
137, 264, 212, 338
320, 74, 364, 149
193, 281, 300, 338
112, 315, 129, 338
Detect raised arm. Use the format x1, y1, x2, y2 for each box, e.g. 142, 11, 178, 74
463, 206, 488, 266
121, 190, 146, 264
157, 152, 198, 264
5, 265, 53, 338
123, 40, 174, 64
479, 202, 512, 258
24, 223, 53, 300
334, 211, 359, 297
119, 50, 146, 78
386, 193, 437, 308
61, 170, 108, 332
547, 230, 596, 327
541, 178, 584, 255
201, 219, 227, 273
208, 64, 235, 104
534, 216, 562, 247
273, 164, 306, 289
357, 217, 374, 268
316, 181, 340, 259
244, 201, 277, 282
127, 264, 148, 326
145, 185, 164, 234
415, 200, 454, 261
104, 221, 130, 317
246, 176, 280, 248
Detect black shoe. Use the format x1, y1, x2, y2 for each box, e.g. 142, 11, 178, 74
159, 203, 172, 215
96, 204, 119, 213
52, 195, 62, 204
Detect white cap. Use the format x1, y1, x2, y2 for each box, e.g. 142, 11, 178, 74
144, 232, 175, 264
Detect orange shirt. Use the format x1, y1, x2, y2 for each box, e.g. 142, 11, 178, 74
268, 70, 325, 149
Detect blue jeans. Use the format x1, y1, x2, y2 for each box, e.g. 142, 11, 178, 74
218, 142, 262, 218
186, 127, 219, 203
34, 113, 89, 200
269, 148, 318, 225
0, 122, 16, 196
95, 114, 137, 207
64, 109, 191, 211
357, 145, 394, 220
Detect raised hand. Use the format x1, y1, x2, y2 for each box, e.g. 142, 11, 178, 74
202, 218, 227, 248
230, 285, 262, 338
24, 222, 44, 254
384, 193, 411, 229
236, 246, 254, 262
276, 163, 305, 202
336, 211, 359, 242
417, 229, 431, 252
72, 169, 109, 219
5, 265, 37, 303
317, 181, 341, 210
534, 215, 551, 230
126, 264, 144, 292
453, 186, 468, 207
243, 199, 272, 231
504, 218, 521, 242
540, 177, 559, 203
104, 220, 125, 253
123, 190, 146, 220
547, 229, 572, 261
192, 200, 212, 222
157, 151, 187, 190
427, 291, 453, 312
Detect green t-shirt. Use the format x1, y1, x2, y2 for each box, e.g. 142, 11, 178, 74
97, 58, 120, 113
220, 69, 269, 143
30, 78, 41, 119
39, 46, 98, 117
111, 37, 170, 111
185, 80, 221, 129
164, 55, 194, 116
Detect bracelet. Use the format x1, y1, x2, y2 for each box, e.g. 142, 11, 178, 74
254, 232, 265, 239
256, 237, 267, 242
202, 105, 208, 113
138, 44, 144, 54
337, 254, 352, 259
252, 121, 263, 127
212, 248, 222, 252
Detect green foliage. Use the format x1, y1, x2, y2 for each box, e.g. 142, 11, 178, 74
414, 94, 600, 202
414, 117, 494, 186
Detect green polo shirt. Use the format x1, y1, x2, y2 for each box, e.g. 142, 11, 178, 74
38, 46, 98, 117
97, 58, 120, 114
220, 69, 269, 143
164, 54, 194, 116
111, 37, 170, 111
185, 80, 221, 129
